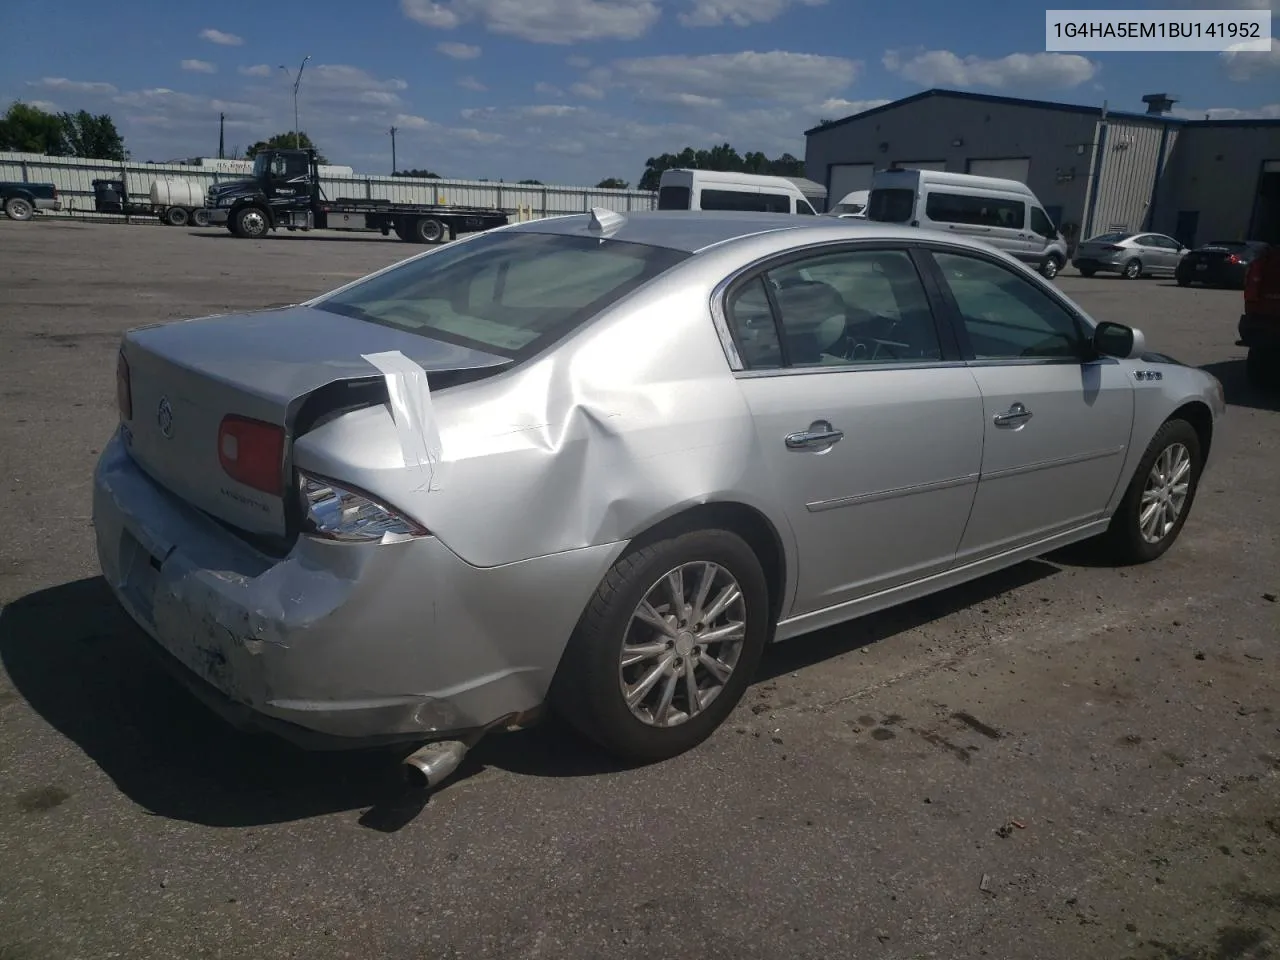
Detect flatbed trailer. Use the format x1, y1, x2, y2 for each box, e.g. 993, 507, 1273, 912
205, 148, 508, 243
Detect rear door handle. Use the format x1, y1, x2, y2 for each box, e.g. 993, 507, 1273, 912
993, 402, 1033, 427
785, 420, 844, 450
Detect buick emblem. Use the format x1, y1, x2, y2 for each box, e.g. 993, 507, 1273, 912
157, 397, 174, 439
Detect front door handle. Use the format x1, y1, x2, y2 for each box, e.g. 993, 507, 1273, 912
785, 420, 844, 450
993, 402, 1033, 427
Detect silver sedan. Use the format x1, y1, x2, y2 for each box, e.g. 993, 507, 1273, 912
92, 210, 1225, 784
1071, 231, 1188, 279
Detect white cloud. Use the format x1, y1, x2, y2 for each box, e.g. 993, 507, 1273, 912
402, 0, 660, 43
438, 41, 482, 59
26, 77, 118, 95
814, 97, 891, 118
238, 64, 273, 77
457, 75, 488, 91
199, 28, 244, 46
181, 59, 217, 74
535, 81, 565, 96
393, 113, 436, 130
883, 48, 1098, 90
679, 0, 826, 27
570, 81, 606, 99
607, 51, 860, 104
1222, 38, 1280, 80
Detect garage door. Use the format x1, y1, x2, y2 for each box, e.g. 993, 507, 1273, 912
966, 157, 1031, 182
827, 163, 874, 208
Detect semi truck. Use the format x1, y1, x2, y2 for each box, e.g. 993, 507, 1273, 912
205, 148, 509, 243
92, 177, 214, 226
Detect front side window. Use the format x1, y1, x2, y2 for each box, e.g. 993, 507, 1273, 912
1030, 207, 1057, 239
317, 232, 688, 358
726, 248, 942, 369
931, 251, 1085, 361
657, 185, 691, 210
867, 188, 915, 223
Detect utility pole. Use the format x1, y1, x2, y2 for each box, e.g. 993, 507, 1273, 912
218, 112, 225, 160
389, 126, 397, 175
279, 55, 312, 149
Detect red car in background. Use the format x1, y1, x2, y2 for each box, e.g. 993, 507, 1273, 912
1241, 244, 1280, 388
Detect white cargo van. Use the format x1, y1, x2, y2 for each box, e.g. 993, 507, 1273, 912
827, 189, 868, 218
866, 169, 1069, 279
657, 169, 820, 216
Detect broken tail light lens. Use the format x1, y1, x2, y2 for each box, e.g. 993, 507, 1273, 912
1227, 254, 1242, 265
298, 472, 428, 542
116, 351, 132, 421
218, 416, 285, 495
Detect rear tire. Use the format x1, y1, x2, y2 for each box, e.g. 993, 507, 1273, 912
4, 196, 34, 221
164, 206, 189, 227
1100, 419, 1202, 565
1176, 274, 1190, 287
409, 217, 447, 244
1078, 265, 1097, 278
551, 528, 769, 762
1122, 258, 1142, 280
190, 208, 211, 227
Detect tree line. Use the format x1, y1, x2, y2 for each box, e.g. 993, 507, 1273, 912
637, 144, 805, 191
0, 101, 126, 161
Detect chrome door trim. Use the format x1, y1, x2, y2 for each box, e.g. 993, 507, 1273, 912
805, 472, 980, 513
979, 444, 1126, 482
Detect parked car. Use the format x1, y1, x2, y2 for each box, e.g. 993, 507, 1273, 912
657, 169, 821, 215
1240, 243, 1280, 388
1072, 231, 1187, 279
865, 168, 1069, 280
92, 210, 1224, 787
0, 181, 60, 221
1176, 239, 1270, 289
827, 189, 868, 218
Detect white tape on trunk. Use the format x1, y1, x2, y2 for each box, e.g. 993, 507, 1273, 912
361, 350, 443, 491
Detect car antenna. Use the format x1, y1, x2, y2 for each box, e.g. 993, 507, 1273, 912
587, 207, 625, 237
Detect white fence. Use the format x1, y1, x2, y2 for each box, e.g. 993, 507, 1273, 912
0, 152, 657, 223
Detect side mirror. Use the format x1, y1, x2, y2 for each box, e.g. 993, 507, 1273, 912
1093, 321, 1146, 360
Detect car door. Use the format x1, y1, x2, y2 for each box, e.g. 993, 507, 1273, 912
724, 244, 985, 617
921, 247, 1135, 562
1133, 234, 1171, 274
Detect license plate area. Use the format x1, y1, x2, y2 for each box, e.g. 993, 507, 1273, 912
119, 530, 163, 625
1197, 263, 1208, 271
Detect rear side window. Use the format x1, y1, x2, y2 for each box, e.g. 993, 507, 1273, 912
657, 186, 691, 210
925, 192, 1026, 229
316, 231, 689, 358
700, 189, 791, 213
867, 188, 915, 222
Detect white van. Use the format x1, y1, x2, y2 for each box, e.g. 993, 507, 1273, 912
866, 169, 1070, 279
657, 169, 820, 216
827, 189, 868, 218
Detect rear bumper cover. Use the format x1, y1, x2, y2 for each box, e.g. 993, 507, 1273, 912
1238, 314, 1280, 349
92, 431, 619, 749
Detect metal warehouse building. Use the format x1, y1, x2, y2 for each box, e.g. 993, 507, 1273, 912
805, 88, 1280, 248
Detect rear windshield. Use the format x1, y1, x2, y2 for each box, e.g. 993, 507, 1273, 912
657, 186, 691, 210
1086, 232, 1130, 243
316, 231, 688, 358
866, 188, 915, 223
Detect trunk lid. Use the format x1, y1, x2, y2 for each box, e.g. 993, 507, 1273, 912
1075, 240, 1124, 259
119, 305, 511, 538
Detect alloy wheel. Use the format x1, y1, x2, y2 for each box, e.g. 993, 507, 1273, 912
1139, 442, 1191, 543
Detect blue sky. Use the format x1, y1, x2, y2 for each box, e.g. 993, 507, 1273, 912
3, 0, 1278, 186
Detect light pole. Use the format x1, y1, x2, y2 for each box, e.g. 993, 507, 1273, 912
389, 126, 397, 175
279, 55, 311, 149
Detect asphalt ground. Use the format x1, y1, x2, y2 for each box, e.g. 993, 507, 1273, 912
1, 218, 1277, 960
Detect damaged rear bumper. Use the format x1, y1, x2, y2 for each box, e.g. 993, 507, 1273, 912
92, 431, 621, 749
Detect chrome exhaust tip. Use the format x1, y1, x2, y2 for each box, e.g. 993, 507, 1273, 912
402, 740, 468, 790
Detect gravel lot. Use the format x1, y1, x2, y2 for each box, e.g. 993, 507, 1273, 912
1, 219, 1277, 960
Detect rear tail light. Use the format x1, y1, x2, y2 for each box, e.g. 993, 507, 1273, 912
218, 416, 285, 495
297, 472, 428, 542
1227, 254, 1242, 265
116, 351, 132, 420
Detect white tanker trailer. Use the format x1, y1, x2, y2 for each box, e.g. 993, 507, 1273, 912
92, 176, 214, 226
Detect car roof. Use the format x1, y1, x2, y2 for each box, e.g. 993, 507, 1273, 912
502, 209, 935, 255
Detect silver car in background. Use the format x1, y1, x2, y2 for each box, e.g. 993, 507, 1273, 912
1072, 231, 1189, 279
92, 210, 1225, 785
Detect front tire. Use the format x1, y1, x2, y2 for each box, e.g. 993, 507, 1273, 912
1040, 255, 1062, 280
551, 528, 770, 762
1101, 419, 1202, 564
230, 206, 269, 239
1078, 265, 1097, 278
